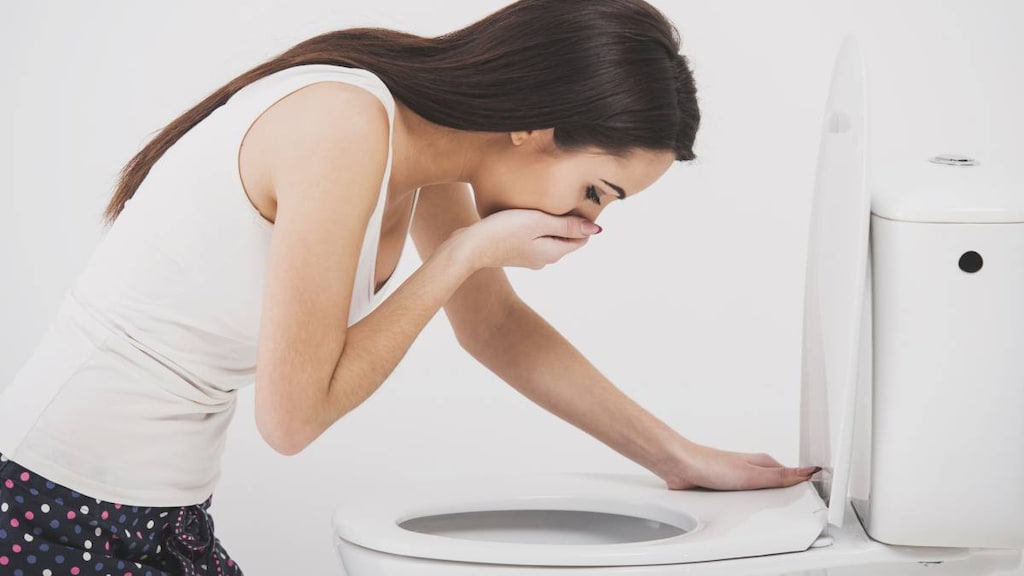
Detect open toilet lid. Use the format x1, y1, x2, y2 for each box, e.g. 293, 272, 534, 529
798, 32, 871, 529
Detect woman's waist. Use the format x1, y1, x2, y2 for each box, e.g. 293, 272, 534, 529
61, 289, 243, 407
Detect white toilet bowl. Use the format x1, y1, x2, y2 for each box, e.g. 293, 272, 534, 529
330, 472, 1021, 575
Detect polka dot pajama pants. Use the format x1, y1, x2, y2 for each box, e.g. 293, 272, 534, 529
0, 452, 244, 576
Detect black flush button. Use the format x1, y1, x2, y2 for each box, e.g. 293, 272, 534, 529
958, 251, 983, 273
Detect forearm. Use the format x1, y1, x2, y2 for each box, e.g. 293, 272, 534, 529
470, 300, 692, 484
308, 237, 476, 446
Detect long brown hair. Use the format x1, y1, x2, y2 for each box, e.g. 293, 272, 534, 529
102, 0, 699, 227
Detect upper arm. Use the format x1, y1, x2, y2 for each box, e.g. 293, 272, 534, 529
251, 81, 390, 455
409, 182, 520, 351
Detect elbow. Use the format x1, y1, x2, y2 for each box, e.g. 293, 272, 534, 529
255, 405, 312, 457
257, 419, 307, 456
456, 324, 491, 358
455, 329, 479, 356
254, 373, 329, 456
455, 299, 518, 358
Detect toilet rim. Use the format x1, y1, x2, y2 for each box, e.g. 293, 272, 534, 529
332, 472, 829, 567
395, 492, 708, 537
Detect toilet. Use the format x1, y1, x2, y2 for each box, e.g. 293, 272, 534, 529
329, 32, 1024, 576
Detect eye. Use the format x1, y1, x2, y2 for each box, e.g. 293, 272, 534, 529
585, 185, 602, 205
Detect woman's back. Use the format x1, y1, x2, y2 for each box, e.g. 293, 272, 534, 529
0, 64, 404, 507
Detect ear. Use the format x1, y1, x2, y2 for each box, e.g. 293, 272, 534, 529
509, 130, 531, 146
509, 128, 556, 147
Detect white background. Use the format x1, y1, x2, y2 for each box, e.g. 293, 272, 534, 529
2, 1, 1021, 574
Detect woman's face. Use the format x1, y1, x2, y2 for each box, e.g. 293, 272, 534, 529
472, 128, 676, 223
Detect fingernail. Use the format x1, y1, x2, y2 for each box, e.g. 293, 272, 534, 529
582, 222, 601, 235
798, 466, 822, 475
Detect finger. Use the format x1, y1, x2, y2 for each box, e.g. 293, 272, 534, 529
735, 452, 817, 479
571, 218, 601, 238
746, 464, 814, 489
537, 214, 600, 239
542, 235, 590, 246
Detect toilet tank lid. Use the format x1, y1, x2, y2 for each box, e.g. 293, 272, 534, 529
871, 161, 1024, 223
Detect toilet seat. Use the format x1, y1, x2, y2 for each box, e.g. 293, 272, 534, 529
332, 472, 828, 566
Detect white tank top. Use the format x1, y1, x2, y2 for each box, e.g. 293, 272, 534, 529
0, 64, 419, 506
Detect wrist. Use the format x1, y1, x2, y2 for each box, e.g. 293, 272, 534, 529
436, 230, 483, 278
653, 433, 698, 487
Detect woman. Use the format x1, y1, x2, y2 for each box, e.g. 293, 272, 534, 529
0, 0, 821, 573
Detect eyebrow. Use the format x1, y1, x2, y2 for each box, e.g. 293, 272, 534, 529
600, 179, 627, 200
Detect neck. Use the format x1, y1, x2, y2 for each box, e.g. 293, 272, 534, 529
388, 100, 491, 202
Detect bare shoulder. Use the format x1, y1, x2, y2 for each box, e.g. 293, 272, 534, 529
238, 80, 390, 218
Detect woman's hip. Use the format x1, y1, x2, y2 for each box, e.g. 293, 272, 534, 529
0, 451, 243, 576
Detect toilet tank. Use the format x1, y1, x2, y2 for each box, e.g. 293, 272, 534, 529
858, 174, 1024, 549
843, 18, 1024, 549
